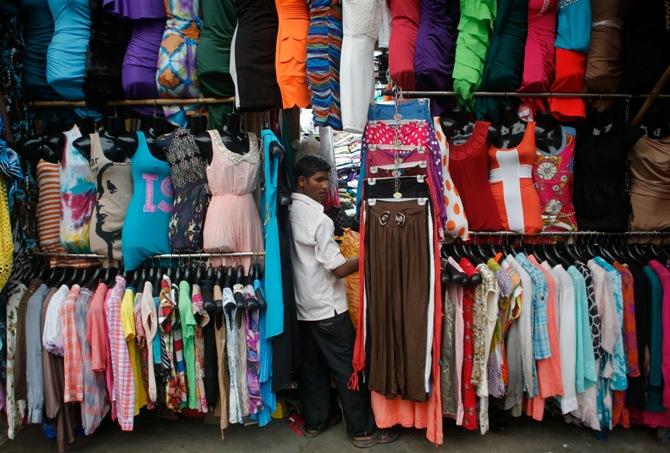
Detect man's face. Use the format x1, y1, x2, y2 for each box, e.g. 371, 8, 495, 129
298, 170, 329, 204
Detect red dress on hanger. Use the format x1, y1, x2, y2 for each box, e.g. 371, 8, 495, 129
460, 258, 478, 431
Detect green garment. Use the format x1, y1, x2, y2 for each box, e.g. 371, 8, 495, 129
475, 0, 527, 121
568, 266, 597, 393
644, 266, 664, 412
452, 0, 496, 111
197, 0, 236, 128
178, 280, 198, 410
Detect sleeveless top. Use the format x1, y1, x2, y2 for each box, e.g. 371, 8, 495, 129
122, 132, 174, 270
275, 0, 310, 109
448, 121, 503, 232
60, 125, 96, 253
20, 0, 60, 100
46, 0, 91, 100
157, 0, 203, 127
488, 122, 543, 234
532, 126, 578, 232
166, 129, 211, 252
629, 135, 670, 232
88, 133, 132, 263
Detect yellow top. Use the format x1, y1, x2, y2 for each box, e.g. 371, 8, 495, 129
121, 288, 148, 414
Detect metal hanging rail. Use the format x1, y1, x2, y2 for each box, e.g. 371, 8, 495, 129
34, 251, 265, 260
395, 91, 670, 99
465, 231, 670, 237
27, 97, 235, 108
148, 251, 265, 259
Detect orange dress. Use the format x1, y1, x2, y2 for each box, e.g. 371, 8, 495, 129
275, 0, 311, 108
488, 122, 543, 234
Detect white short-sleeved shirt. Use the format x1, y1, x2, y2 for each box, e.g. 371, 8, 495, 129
289, 193, 348, 321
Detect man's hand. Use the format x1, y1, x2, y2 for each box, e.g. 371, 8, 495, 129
332, 257, 359, 279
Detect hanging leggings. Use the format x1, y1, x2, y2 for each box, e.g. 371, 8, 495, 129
365, 199, 430, 402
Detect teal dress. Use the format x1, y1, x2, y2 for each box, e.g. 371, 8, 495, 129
260, 129, 284, 339
122, 132, 174, 270
644, 265, 664, 412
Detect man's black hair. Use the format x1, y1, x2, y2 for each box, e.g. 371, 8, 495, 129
295, 154, 331, 180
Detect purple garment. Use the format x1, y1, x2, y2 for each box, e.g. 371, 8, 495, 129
122, 19, 165, 116
414, 0, 459, 115
245, 285, 262, 416
103, 0, 165, 19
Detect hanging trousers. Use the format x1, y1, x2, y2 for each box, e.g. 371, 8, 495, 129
299, 311, 375, 437
365, 200, 430, 402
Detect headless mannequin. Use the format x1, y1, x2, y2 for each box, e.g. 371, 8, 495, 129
492, 102, 527, 149
195, 112, 251, 165
643, 103, 670, 139
20, 117, 64, 163
439, 106, 497, 146
37, 118, 95, 163
142, 113, 176, 161
73, 115, 137, 162
534, 111, 564, 154
155, 113, 210, 159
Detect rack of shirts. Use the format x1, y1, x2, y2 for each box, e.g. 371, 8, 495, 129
438, 237, 670, 437
3, 256, 280, 450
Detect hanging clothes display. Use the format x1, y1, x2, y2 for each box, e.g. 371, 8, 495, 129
105, 0, 166, 117
548, 0, 591, 121
121, 132, 174, 270
165, 129, 210, 252
232, 0, 282, 111
196, 0, 236, 129
275, 0, 311, 109
451, 0, 496, 110
475, 0, 527, 122
202, 130, 264, 269
414, 0, 459, 116
629, 135, 670, 231
447, 120, 503, 232
83, 0, 131, 109
157, 0, 203, 126
19, 0, 61, 100
340, 0, 384, 132
532, 126, 578, 232
387, 0, 420, 90
46, 0, 91, 101
88, 132, 132, 264
306, 0, 344, 129
518, 0, 558, 118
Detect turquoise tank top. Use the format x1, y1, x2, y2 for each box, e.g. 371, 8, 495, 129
122, 131, 174, 270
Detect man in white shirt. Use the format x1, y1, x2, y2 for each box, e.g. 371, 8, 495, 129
289, 155, 398, 448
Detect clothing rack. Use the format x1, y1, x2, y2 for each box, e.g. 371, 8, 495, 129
33, 251, 265, 260
27, 97, 235, 108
